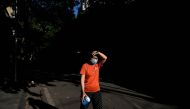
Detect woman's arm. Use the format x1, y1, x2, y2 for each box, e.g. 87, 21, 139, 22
92, 51, 107, 64
81, 74, 87, 100
97, 51, 107, 63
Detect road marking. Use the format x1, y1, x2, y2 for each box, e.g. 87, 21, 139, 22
42, 87, 56, 107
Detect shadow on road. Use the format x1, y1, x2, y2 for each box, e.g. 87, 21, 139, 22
101, 84, 176, 106
28, 97, 58, 109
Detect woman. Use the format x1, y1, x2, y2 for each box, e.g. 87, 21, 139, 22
80, 51, 107, 109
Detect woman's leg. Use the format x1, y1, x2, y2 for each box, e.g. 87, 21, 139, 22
92, 91, 102, 109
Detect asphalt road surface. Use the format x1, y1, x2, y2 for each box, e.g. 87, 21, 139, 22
25, 80, 180, 109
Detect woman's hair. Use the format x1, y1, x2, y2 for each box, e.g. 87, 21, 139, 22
83, 50, 95, 61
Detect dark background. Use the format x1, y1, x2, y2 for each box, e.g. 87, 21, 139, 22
1, 0, 187, 108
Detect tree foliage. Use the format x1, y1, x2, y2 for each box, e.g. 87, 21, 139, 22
1, 0, 135, 62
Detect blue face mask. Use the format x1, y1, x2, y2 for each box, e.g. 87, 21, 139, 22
90, 58, 98, 64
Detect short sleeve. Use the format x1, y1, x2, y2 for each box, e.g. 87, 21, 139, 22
80, 64, 86, 75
